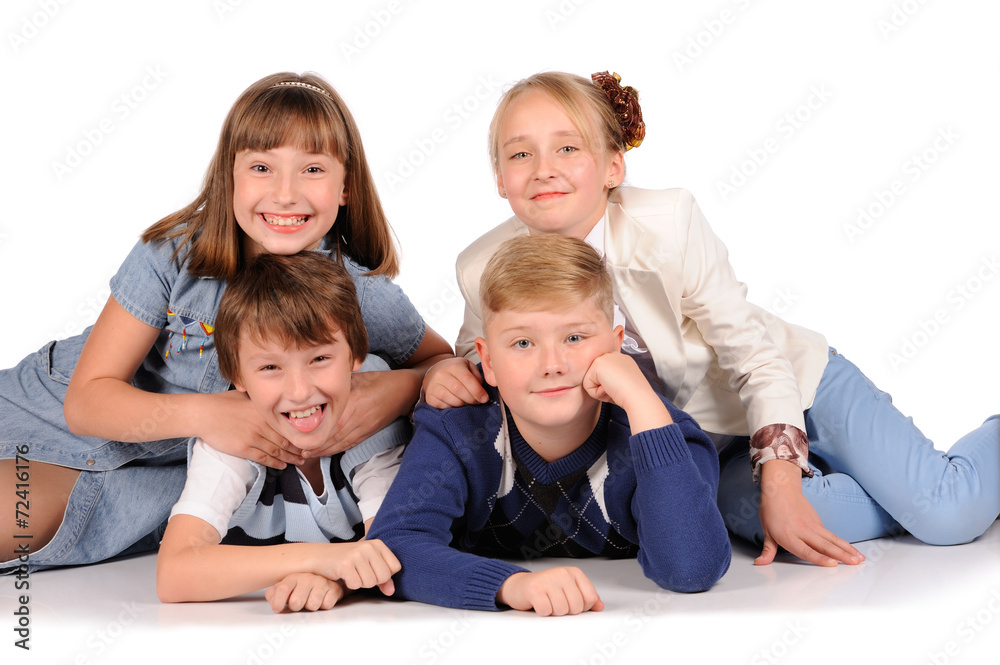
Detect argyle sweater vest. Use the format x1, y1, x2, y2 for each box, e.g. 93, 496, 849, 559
469, 407, 639, 561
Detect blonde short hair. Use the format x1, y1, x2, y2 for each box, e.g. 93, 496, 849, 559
479, 235, 613, 331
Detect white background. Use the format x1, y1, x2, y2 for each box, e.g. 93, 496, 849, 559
1, 0, 998, 661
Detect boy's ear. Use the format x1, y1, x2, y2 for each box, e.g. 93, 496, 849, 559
233, 377, 248, 394
352, 355, 363, 372
613, 324, 624, 350
474, 337, 499, 387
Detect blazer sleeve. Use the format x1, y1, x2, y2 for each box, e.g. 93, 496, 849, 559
675, 192, 810, 440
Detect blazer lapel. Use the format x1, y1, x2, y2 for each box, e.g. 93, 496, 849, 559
604, 198, 688, 403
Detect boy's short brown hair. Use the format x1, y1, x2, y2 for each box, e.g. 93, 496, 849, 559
215, 251, 367, 385
479, 234, 613, 331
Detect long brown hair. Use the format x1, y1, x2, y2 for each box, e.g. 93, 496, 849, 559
142, 72, 399, 280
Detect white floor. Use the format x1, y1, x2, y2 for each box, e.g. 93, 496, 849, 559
3, 522, 998, 665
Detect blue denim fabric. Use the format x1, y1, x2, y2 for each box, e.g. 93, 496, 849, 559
718, 348, 1000, 546
0, 233, 426, 469
0, 448, 188, 573
0, 232, 426, 571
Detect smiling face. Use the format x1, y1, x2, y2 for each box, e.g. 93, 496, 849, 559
232, 145, 348, 257
233, 331, 361, 451
475, 295, 623, 459
494, 90, 623, 239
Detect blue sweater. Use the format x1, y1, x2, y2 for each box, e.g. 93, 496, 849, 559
369, 384, 731, 611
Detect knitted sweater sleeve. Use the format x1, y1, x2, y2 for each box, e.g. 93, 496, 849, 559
626, 401, 731, 592
368, 405, 528, 611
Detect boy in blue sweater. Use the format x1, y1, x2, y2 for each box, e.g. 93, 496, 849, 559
157, 252, 405, 612
369, 235, 731, 615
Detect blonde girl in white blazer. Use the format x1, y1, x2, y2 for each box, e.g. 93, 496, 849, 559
423, 71, 999, 567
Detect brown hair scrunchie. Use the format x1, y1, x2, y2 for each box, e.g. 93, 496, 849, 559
591, 71, 645, 151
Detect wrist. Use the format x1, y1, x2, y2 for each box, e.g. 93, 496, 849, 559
620, 392, 672, 434
394, 368, 422, 417
496, 572, 525, 606
760, 459, 805, 490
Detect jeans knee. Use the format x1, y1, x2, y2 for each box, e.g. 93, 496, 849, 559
903, 503, 997, 545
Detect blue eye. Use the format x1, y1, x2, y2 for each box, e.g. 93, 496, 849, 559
514, 339, 532, 349
559, 146, 577, 154
566, 334, 583, 343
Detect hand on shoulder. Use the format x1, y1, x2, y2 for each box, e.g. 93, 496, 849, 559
421, 357, 488, 408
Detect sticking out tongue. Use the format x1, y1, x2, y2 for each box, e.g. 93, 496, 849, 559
285, 405, 325, 433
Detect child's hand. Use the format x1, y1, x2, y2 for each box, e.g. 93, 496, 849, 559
320, 539, 401, 596
581, 351, 647, 405
496, 568, 604, 616
307, 370, 409, 457
421, 357, 488, 408
200, 391, 303, 468
265, 573, 346, 613
583, 353, 672, 434
757, 460, 864, 567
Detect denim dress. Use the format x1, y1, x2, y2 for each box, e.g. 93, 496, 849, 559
0, 233, 425, 572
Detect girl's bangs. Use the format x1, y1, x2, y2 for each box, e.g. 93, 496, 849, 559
232, 91, 348, 161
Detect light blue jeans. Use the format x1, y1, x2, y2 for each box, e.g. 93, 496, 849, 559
717, 348, 1000, 546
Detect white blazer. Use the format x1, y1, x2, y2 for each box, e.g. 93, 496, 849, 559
455, 187, 829, 437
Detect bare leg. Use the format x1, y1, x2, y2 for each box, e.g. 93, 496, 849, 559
1, 459, 80, 562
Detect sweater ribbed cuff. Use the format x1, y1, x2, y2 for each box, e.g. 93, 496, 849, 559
629, 424, 691, 472
463, 560, 529, 612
